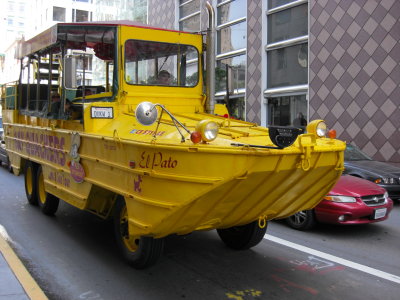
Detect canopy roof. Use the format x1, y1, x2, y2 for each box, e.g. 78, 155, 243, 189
18, 21, 199, 59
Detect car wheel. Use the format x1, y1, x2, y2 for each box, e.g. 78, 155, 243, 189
6, 156, 13, 173
24, 161, 39, 205
286, 210, 316, 230
113, 197, 164, 269
36, 166, 59, 216
217, 220, 267, 250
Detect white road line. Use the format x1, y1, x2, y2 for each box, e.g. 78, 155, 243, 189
264, 234, 400, 285
0, 224, 12, 242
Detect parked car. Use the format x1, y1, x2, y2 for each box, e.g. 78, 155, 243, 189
286, 175, 393, 230
0, 119, 12, 173
0, 116, 3, 140
0, 139, 12, 173
344, 143, 400, 201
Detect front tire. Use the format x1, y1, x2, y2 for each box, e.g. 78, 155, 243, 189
113, 197, 164, 269
286, 210, 316, 230
36, 166, 59, 216
217, 220, 267, 250
24, 161, 38, 205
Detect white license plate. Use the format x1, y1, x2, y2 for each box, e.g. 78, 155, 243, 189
374, 208, 387, 219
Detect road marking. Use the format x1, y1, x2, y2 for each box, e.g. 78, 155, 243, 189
264, 234, 400, 285
0, 224, 12, 242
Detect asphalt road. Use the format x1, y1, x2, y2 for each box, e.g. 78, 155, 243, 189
0, 166, 399, 300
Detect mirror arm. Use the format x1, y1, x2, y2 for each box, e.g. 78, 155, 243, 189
149, 104, 191, 142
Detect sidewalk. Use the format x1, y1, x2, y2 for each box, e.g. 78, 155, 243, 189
0, 233, 48, 300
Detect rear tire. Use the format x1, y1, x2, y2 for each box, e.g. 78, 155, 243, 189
113, 197, 164, 269
24, 161, 38, 205
217, 220, 267, 250
286, 210, 316, 230
5, 155, 13, 173
36, 166, 59, 216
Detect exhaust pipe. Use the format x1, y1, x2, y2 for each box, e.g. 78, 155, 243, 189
205, 1, 215, 114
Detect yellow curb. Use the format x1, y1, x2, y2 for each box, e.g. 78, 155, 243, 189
0, 235, 48, 300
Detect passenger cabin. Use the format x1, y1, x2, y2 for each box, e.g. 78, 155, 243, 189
9, 21, 203, 132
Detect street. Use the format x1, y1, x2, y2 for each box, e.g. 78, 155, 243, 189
0, 166, 399, 300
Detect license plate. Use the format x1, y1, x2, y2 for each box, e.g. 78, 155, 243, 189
374, 208, 387, 219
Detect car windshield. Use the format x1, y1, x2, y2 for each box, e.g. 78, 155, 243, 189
344, 144, 372, 161
124, 40, 199, 87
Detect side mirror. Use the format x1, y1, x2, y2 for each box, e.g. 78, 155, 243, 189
135, 102, 158, 126
64, 57, 77, 89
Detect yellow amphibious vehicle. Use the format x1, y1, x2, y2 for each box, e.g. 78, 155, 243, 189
1, 4, 345, 268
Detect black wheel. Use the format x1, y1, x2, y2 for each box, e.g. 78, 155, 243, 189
113, 197, 164, 269
36, 166, 59, 216
7, 159, 13, 173
217, 220, 267, 250
24, 161, 38, 205
286, 210, 316, 230
5, 155, 13, 173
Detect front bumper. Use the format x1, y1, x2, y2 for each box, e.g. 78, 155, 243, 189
314, 198, 394, 225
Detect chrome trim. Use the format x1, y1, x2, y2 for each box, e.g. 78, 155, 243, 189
179, 0, 196, 7
267, 0, 308, 15
266, 35, 308, 51
215, 88, 246, 97
264, 84, 308, 97
217, 17, 247, 30
361, 194, 387, 207
187, 58, 198, 65
217, 0, 234, 8
179, 10, 201, 22
216, 48, 246, 60
205, 1, 216, 114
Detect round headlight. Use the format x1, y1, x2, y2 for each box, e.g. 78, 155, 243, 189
306, 120, 327, 137
195, 120, 219, 142
316, 121, 327, 137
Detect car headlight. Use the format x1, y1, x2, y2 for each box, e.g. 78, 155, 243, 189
193, 120, 219, 143
324, 195, 356, 203
306, 120, 327, 137
375, 178, 397, 185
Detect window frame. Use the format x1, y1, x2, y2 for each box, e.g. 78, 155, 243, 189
124, 39, 200, 88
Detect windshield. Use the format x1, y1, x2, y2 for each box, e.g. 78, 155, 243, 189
124, 40, 199, 87
344, 144, 372, 161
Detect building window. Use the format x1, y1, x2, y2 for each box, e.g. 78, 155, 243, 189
76, 54, 93, 71
53, 6, 66, 22
179, 0, 200, 32
265, 0, 308, 127
216, 0, 247, 120
267, 3, 307, 43
73, 9, 91, 22
268, 95, 307, 127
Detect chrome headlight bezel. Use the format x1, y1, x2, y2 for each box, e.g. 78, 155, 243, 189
325, 195, 357, 203
306, 120, 327, 137
195, 120, 219, 142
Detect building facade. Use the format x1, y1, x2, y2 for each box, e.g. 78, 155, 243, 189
146, 0, 399, 163
309, 0, 400, 162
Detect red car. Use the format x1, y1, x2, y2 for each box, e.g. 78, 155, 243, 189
286, 175, 394, 230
